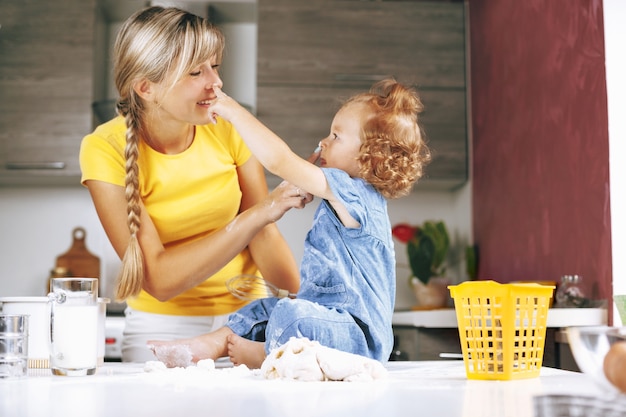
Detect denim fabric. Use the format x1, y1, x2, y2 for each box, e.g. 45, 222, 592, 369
226, 168, 395, 361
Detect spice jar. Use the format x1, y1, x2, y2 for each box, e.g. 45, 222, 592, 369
555, 274, 586, 307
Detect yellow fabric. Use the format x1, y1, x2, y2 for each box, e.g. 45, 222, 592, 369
79, 116, 257, 316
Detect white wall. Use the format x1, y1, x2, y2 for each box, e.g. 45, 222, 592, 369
0, 183, 472, 311
0, 186, 118, 298
604, 0, 626, 324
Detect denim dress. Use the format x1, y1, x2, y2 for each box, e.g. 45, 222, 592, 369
226, 168, 396, 361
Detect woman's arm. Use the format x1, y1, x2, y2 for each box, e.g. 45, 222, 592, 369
85, 168, 306, 301
237, 156, 302, 293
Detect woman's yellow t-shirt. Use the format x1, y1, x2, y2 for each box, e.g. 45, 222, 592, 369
79, 116, 257, 316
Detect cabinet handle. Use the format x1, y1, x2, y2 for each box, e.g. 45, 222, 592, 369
5, 162, 66, 170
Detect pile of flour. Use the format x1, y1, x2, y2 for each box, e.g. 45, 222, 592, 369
144, 337, 387, 382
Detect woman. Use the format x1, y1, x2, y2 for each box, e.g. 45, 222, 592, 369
79, 6, 307, 362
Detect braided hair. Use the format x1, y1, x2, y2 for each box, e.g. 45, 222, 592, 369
111, 6, 224, 300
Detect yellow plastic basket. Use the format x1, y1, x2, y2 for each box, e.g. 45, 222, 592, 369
448, 280, 554, 380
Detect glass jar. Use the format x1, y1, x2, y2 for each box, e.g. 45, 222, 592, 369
47, 266, 71, 295
555, 274, 586, 307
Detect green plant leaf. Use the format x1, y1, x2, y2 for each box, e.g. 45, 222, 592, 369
417, 221, 449, 274
408, 235, 435, 284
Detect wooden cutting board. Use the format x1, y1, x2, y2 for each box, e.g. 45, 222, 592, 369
55, 227, 100, 280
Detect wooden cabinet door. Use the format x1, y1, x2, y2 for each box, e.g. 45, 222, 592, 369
0, 0, 95, 184
258, 0, 468, 189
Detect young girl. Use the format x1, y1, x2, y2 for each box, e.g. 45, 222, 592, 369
79, 6, 306, 362
150, 79, 430, 368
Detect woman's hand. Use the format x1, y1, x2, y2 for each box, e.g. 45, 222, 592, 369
261, 180, 314, 223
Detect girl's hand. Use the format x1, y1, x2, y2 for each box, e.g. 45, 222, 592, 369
208, 85, 241, 124
261, 181, 314, 223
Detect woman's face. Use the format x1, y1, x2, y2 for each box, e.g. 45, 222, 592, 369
318, 101, 368, 177
151, 56, 223, 126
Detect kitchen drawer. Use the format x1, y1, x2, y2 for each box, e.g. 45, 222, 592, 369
391, 325, 462, 361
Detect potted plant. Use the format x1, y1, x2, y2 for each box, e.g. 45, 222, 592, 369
392, 220, 451, 308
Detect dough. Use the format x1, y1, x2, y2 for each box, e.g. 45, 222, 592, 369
261, 337, 387, 382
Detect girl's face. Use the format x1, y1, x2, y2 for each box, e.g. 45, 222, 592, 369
319, 101, 368, 177
151, 56, 223, 126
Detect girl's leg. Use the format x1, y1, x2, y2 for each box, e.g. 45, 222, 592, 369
148, 326, 234, 367
225, 297, 279, 340
122, 307, 230, 363
146, 298, 278, 367
265, 299, 371, 358
226, 334, 266, 368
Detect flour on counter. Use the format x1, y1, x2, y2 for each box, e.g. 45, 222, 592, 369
142, 359, 261, 389
262, 337, 388, 382
143, 337, 387, 383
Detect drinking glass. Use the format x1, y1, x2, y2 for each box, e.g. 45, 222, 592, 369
0, 314, 29, 378
48, 278, 99, 376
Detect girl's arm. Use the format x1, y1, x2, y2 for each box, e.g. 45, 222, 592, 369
209, 87, 334, 202
85, 160, 306, 301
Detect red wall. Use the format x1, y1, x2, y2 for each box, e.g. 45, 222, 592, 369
468, 0, 612, 305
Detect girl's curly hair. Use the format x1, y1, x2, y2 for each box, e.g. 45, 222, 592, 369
349, 79, 431, 199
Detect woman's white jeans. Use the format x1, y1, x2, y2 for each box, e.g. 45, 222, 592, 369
121, 307, 230, 363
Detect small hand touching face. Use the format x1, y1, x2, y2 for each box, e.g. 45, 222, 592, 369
207, 84, 236, 124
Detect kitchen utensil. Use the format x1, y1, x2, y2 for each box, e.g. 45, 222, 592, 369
53, 227, 100, 292
48, 278, 99, 376
449, 280, 554, 380
0, 314, 28, 378
566, 325, 626, 394
533, 394, 626, 417
226, 274, 296, 301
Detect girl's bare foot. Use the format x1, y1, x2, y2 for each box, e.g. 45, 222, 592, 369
148, 327, 233, 368
226, 334, 266, 369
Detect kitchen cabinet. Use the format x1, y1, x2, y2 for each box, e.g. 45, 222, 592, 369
257, 0, 468, 189
0, 0, 96, 184
391, 325, 462, 361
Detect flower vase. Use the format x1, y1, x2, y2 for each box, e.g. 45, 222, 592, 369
411, 276, 450, 309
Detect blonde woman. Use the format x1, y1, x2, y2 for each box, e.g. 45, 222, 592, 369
79, 6, 306, 362
150, 79, 430, 368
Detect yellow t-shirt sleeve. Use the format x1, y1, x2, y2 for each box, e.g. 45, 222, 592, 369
79, 117, 127, 187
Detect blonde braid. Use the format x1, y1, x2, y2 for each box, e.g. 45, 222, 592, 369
115, 107, 145, 301
110, 6, 226, 300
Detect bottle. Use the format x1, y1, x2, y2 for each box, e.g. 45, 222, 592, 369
555, 275, 586, 308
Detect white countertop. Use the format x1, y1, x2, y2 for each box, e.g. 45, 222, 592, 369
392, 308, 608, 328
0, 361, 612, 417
